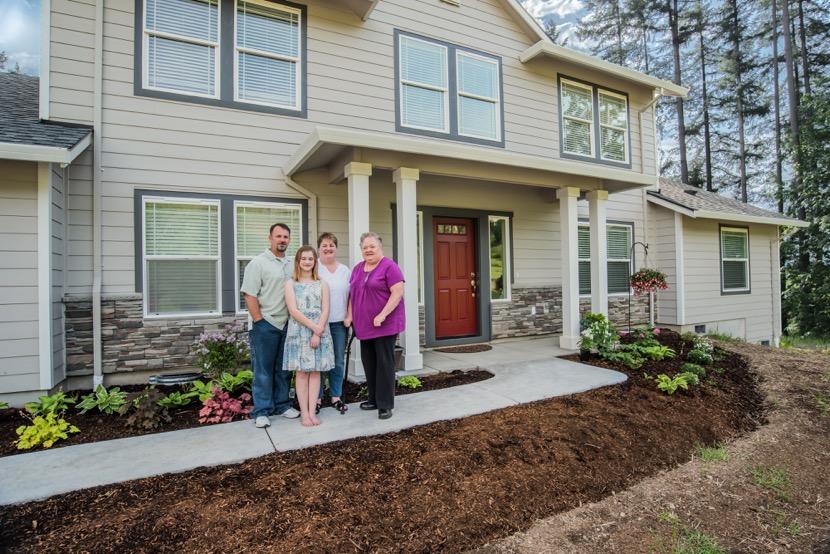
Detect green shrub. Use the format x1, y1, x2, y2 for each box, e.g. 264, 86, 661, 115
680, 371, 700, 386
189, 379, 219, 402
25, 390, 75, 417
632, 344, 676, 361
601, 350, 644, 369
216, 370, 253, 393
687, 348, 714, 366
77, 385, 128, 415
397, 375, 423, 389
681, 362, 707, 378
655, 374, 689, 395
15, 413, 80, 450
157, 391, 196, 408
579, 313, 618, 353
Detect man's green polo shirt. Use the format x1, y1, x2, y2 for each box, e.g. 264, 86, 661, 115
240, 249, 291, 329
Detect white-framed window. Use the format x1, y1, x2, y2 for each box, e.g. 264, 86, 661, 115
560, 79, 594, 158
234, 0, 301, 109
720, 227, 750, 293
143, 0, 220, 97
399, 34, 450, 133
578, 223, 633, 296
488, 215, 511, 301
598, 90, 629, 163
235, 200, 303, 311
457, 51, 501, 141
143, 197, 221, 317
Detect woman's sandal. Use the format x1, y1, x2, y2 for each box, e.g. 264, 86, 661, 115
332, 400, 348, 414
315, 402, 322, 415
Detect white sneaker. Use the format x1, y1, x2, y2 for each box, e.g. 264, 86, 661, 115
280, 407, 300, 419
254, 416, 271, 428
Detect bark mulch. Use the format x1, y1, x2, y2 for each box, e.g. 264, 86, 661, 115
0, 332, 766, 553
0, 369, 492, 459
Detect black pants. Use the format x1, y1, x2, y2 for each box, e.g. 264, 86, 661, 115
360, 334, 397, 410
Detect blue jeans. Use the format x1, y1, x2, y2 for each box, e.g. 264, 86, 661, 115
250, 319, 291, 418
320, 321, 348, 399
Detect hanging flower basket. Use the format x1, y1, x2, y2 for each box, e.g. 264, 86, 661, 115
630, 268, 669, 296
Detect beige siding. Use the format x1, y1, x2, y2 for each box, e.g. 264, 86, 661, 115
0, 161, 41, 393
51, 165, 67, 385
681, 218, 778, 343
67, 148, 93, 295
650, 204, 678, 325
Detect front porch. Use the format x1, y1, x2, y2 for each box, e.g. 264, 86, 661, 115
287, 127, 657, 372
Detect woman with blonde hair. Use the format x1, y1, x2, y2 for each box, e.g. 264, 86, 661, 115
283, 245, 334, 426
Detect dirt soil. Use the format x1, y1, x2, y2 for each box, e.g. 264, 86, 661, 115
0, 332, 777, 553
434, 344, 494, 353
0, 370, 492, 458
480, 341, 830, 553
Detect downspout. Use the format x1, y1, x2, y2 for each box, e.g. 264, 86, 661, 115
284, 176, 318, 243
91, 0, 104, 387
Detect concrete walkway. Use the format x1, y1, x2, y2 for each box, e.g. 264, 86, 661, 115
0, 337, 626, 506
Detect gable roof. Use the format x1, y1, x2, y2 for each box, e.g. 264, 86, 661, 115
647, 178, 807, 227
0, 72, 92, 164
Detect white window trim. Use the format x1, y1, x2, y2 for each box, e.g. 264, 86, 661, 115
720, 226, 750, 293
598, 89, 630, 164
456, 50, 501, 141
578, 222, 633, 298
234, 199, 304, 314
142, 196, 222, 318
560, 79, 595, 159
398, 35, 450, 134
489, 215, 512, 302
142, 0, 221, 99
232, 0, 302, 110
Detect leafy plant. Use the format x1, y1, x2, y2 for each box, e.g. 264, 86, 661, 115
120, 388, 171, 430
25, 390, 76, 417
0, 401, 9, 409
695, 444, 728, 462
601, 350, 644, 369
579, 313, 618, 354
189, 379, 219, 402
397, 375, 423, 389
216, 370, 253, 393
77, 385, 128, 415
630, 268, 669, 296
192, 323, 250, 379
655, 374, 689, 395
680, 371, 700, 386
681, 362, 707, 378
198, 387, 253, 424
15, 413, 80, 450
157, 391, 196, 409
687, 348, 714, 366
693, 336, 715, 354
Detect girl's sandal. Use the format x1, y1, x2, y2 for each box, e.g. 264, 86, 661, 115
332, 400, 348, 414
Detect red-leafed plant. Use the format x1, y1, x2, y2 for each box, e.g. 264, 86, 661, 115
630, 268, 669, 296
198, 387, 253, 424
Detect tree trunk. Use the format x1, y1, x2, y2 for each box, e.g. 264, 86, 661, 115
669, 0, 688, 183
772, 0, 784, 213
730, 0, 748, 203
698, 1, 713, 192
797, 0, 811, 94
615, 0, 625, 66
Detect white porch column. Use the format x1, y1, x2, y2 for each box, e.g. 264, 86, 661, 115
557, 186, 581, 350
393, 167, 423, 371
345, 162, 372, 378
587, 190, 609, 316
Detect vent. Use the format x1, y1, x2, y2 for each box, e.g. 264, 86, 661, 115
694, 324, 706, 334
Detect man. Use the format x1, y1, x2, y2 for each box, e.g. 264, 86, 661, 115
241, 223, 300, 427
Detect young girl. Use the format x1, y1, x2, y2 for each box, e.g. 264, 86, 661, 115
283, 246, 335, 427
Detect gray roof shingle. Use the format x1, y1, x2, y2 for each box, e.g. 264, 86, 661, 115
649, 178, 804, 225
0, 72, 91, 150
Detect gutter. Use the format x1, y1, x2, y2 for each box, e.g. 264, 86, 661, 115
0, 134, 91, 165
91, 0, 104, 387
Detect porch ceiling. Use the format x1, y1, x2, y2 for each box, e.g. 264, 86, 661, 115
283, 127, 657, 192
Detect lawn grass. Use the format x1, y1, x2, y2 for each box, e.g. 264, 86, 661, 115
695, 444, 728, 462
780, 334, 830, 351
751, 465, 792, 501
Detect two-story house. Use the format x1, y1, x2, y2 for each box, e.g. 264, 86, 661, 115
0, 0, 804, 404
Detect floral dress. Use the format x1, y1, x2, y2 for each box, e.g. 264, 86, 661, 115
282, 280, 334, 373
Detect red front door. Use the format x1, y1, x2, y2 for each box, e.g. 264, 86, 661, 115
434, 217, 478, 339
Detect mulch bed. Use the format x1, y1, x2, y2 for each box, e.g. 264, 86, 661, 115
0, 369, 492, 459
0, 332, 766, 553
434, 344, 493, 353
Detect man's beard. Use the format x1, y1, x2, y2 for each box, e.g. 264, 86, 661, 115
276, 243, 288, 252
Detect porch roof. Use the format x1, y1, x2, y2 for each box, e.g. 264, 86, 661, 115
283, 126, 657, 192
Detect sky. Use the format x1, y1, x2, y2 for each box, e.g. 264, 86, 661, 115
0, 0, 587, 77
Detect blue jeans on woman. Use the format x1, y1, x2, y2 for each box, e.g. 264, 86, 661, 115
320, 321, 347, 399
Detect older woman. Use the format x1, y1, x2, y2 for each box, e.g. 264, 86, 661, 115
344, 232, 404, 420
316, 232, 350, 414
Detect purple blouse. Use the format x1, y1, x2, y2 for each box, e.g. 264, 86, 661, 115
349, 257, 405, 341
